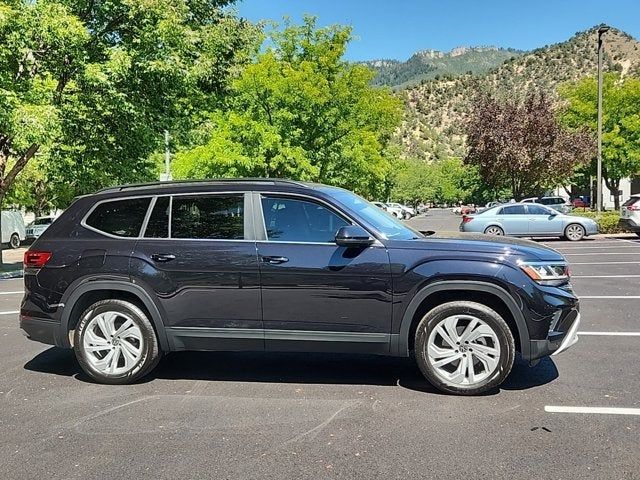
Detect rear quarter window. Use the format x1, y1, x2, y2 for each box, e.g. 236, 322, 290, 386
85, 198, 151, 237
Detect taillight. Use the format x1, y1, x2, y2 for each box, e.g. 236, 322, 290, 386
462, 215, 473, 223
24, 251, 52, 268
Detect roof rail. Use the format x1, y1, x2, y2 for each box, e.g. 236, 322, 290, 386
95, 178, 308, 194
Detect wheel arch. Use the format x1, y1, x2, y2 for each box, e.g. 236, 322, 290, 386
391, 280, 530, 360
60, 280, 169, 351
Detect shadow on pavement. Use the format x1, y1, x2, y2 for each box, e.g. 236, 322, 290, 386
24, 347, 559, 395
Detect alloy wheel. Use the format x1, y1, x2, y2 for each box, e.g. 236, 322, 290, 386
426, 314, 501, 386
82, 311, 144, 375
565, 224, 584, 241
485, 226, 503, 236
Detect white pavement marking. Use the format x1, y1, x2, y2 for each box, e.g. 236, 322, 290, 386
579, 294, 640, 299
564, 252, 640, 256
573, 275, 640, 278
0, 310, 19, 315
571, 261, 640, 265
579, 331, 640, 336
554, 245, 640, 251
0, 291, 23, 295
545, 406, 640, 416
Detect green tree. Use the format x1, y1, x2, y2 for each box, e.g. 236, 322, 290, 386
559, 73, 640, 209
173, 16, 403, 198
0, 0, 257, 262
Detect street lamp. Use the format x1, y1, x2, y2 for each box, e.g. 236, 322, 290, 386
596, 25, 609, 212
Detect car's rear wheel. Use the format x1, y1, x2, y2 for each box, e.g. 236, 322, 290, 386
9, 233, 20, 249
564, 223, 585, 241
74, 299, 161, 384
484, 225, 504, 236
404, 212, 411, 220
414, 301, 515, 395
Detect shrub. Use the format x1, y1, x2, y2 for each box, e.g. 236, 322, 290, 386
571, 211, 627, 234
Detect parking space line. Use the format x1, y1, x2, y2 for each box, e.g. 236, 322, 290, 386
553, 245, 640, 251
579, 296, 640, 299
545, 406, 640, 416
563, 252, 640, 256
571, 261, 640, 265
0, 291, 23, 295
579, 331, 640, 336
573, 275, 640, 278
0, 310, 19, 315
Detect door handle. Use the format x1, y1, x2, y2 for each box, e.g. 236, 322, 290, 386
151, 253, 176, 263
261, 255, 289, 265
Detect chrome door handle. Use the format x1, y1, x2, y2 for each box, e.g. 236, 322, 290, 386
151, 253, 176, 263
261, 255, 289, 264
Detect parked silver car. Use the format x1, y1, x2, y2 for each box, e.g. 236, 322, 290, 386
460, 203, 598, 241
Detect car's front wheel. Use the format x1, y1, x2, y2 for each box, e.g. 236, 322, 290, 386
414, 301, 516, 395
9, 233, 20, 249
564, 223, 585, 241
74, 299, 161, 384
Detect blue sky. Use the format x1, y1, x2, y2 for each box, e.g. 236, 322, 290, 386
236, 0, 640, 61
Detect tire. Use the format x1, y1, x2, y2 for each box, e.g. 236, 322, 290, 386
484, 225, 504, 236
564, 223, 585, 241
404, 212, 411, 220
414, 301, 516, 395
74, 299, 161, 384
9, 233, 20, 249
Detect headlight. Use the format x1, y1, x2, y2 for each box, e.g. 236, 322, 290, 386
519, 261, 570, 286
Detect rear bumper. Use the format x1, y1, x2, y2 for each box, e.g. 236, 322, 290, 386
619, 218, 640, 232
20, 315, 63, 346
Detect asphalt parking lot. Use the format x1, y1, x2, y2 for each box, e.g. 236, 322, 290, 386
1, 213, 639, 479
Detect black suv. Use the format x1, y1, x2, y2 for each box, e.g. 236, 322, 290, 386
21, 179, 580, 395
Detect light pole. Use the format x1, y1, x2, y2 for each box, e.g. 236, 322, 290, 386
596, 25, 609, 212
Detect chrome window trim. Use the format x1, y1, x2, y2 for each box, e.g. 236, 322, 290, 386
81, 195, 154, 240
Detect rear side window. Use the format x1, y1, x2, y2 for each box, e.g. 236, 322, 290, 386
144, 196, 170, 238
171, 195, 244, 240
527, 205, 552, 215
261, 196, 349, 243
498, 205, 526, 215
85, 198, 151, 237
623, 197, 640, 207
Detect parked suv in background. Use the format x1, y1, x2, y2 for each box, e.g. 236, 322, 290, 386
26, 216, 56, 242
21, 179, 580, 395
620, 194, 640, 236
521, 196, 572, 214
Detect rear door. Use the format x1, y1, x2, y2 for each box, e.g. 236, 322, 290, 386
496, 205, 528, 235
255, 193, 392, 353
131, 192, 263, 351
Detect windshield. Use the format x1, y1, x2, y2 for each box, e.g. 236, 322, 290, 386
322, 187, 422, 240
33, 218, 52, 225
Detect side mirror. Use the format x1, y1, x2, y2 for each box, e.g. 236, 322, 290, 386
335, 225, 375, 247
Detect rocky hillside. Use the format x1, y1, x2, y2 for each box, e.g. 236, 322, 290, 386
364, 46, 521, 88
396, 27, 640, 160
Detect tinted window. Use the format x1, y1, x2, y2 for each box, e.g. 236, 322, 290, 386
172, 195, 244, 240
540, 197, 563, 205
86, 198, 150, 237
527, 205, 553, 215
623, 197, 640, 207
262, 196, 349, 242
34, 218, 53, 225
144, 196, 170, 238
499, 205, 526, 215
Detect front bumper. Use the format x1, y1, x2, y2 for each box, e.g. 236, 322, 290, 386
528, 308, 580, 361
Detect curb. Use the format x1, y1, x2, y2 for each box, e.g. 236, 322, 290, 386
0, 269, 23, 280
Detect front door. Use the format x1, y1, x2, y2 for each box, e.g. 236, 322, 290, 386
131, 193, 263, 351
255, 194, 392, 353
497, 204, 529, 235
526, 204, 564, 235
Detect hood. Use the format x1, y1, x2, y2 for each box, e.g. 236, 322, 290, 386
386, 231, 565, 262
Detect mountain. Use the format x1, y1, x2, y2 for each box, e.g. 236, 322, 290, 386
395, 27, 640, 160
363, 46, 522, 88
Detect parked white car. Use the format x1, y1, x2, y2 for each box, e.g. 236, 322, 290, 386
386, 202, 415, 219
26, 216, 56, 241
1, 210, 26, 249
620, 194, 640, 237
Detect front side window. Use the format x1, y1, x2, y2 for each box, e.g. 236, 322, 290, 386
527, 205, 553, 215
171, 194, 244, 240
261, 196, 349, 243
499, 205, 526, 215
85, 197, 151, 237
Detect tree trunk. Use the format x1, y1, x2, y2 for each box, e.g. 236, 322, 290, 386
604, 177, 621, 211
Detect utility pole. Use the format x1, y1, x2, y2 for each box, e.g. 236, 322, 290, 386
596, 25, 609, 212
161, 130, 172, 182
